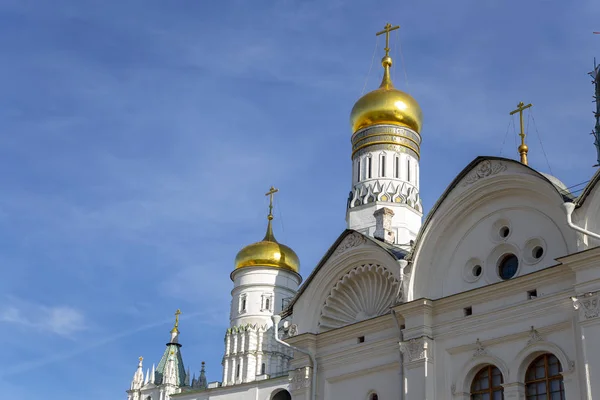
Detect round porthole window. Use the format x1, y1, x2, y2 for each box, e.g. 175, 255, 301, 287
498, 254, 519, 280
463, 258, 484, 283
523, 238, 546, 265
491, 219, 512, 242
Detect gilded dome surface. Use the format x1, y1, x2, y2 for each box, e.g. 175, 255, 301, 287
234, 238, 300, 273
350, 55, 423, 134
234, 213, 300, 273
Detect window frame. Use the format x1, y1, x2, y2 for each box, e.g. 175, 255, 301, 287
524, 353, 565, 400
239, 294, 247, 313
470, 365, 504, 399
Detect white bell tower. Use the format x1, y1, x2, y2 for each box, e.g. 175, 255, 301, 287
222, 187, 301, 386
346, 23, 424, 245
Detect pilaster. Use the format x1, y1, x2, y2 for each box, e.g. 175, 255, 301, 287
400, 336, 435, 400
289, 366, 312, 400
572, 291, 600, 399
502, 382, 525, 399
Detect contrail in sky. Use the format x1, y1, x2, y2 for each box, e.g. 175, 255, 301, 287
0, 311, 209, 377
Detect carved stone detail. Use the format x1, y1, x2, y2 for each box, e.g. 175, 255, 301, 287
472, 338, 488, 358
334, 232, 367, 256
399, 337, 432, 362
462, 160, 507, 187
287, 324, 298, 337
572, 292, 600, 319
348, 180, 422, 212
318, 264, 398, 331
526, 326, 544, 345
289, 367, 311, 391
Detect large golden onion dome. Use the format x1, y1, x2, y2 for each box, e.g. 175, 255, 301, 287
234, 188, 300, 274
350, 54, 423, 134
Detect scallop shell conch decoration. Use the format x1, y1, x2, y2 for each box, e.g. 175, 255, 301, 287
318, 264, 399, 332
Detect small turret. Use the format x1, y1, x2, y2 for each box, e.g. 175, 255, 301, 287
154, 310, 187, 387
130, 357, 144, 390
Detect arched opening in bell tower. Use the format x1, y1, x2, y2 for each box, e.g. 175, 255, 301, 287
271, 389, 292, 400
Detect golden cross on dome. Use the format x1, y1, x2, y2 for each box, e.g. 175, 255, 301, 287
509, 101, 533, 165
265, 186, 278, 220
376, 23, 400, 57
173, 309, 181, 330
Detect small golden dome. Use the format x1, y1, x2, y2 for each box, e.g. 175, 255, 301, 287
350, 55, 423, 134
234, 201, 300, 274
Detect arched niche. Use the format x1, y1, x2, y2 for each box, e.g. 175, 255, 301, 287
409, 160, 576, 300
290, 233, 403, 334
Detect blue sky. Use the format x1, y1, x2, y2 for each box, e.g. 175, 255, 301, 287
0, 0, 598, 398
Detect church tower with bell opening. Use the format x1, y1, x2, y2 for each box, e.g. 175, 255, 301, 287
222, 187, 301, 386
347, 23, 423, 246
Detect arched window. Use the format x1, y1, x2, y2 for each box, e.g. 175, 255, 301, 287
367, 156, 372, 179
369, 393, 379, 400
470, 365, 503, 399
357, 159, 362, 182
394, 156, 400, 178
406, 158, 411, 183
380, 154, 386, 177
261, 362, 266, 375
236, 363, 240, 378
525, 353, 564, 399
265, 297, 270, 310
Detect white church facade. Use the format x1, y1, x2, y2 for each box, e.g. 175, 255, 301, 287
126, 24, 600, 400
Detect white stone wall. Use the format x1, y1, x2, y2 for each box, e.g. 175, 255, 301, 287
409, 159, 579, 300
223, 267, 300, 386
174, 375, 290, 400
230, 268, 300, 327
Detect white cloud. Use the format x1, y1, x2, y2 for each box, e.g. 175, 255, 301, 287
0, 297, 87, 337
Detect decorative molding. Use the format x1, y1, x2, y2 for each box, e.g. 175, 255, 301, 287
318, 264, 398, 332
462, 160, 507, 187
399, 337, 432, 362
572, 292, 600, 319
333, 232, 367, 256
287, 324, 298, 338
526, 326, 544, 345
289, 367, 311, 391
472, 338, 488, 358
348, 180, 422, 212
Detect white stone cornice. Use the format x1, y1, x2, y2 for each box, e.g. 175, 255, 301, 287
556, 246, 600, 270
572, 291, 600, 319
